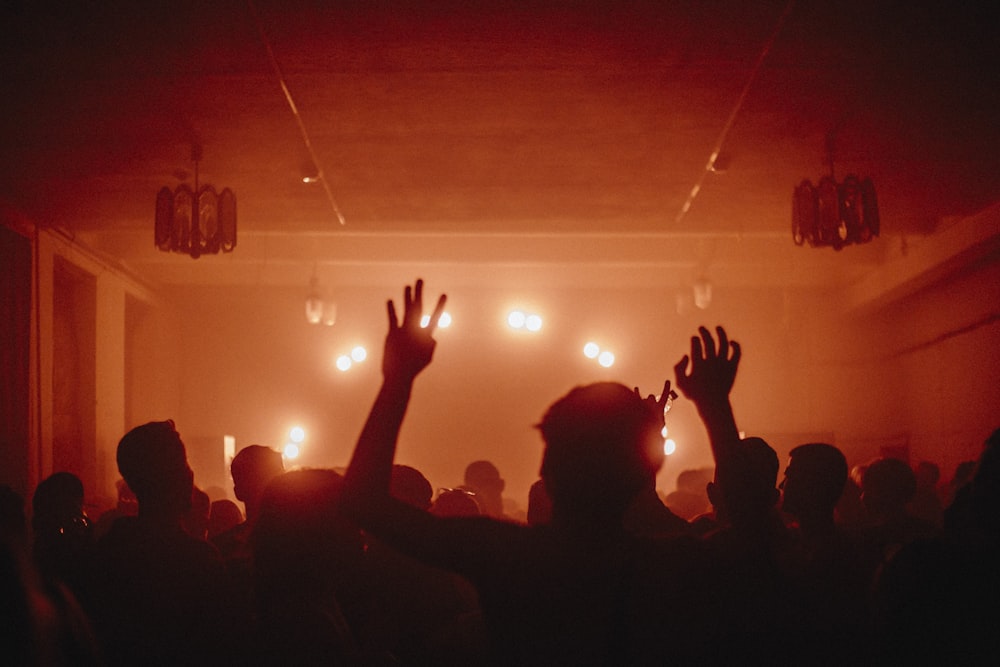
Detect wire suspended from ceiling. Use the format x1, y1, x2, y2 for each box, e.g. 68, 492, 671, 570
248, 0, 347, 226
673, 0, 796, 227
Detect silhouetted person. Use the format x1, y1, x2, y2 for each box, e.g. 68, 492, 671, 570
342, 280, 711, 665
431, 488, 482, 518
860, 457, 939, 563
461, 460, 506, 519
909, 459, 944, 528
30, 471, 93, 600
92, 478, 137, 540
874, 428, 1000, 664
88, 420, 242, 666
207, 499, 243, 540
663, 467, 713, 522
779, 443, 880, 663
250, 468, 382, 664
212, 444, 283, 562
391, 464, 434, 510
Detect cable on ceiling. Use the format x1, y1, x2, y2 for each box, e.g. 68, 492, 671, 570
248, 0, 347, 226
674, 0, 796, 227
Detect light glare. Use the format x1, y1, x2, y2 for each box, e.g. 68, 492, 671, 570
583, 342, 600, 358
283, 443, 300, 459
507, 310, 526, 329
525, 314, 542, 331
664, 438, 677, 456
335, 355, 352, 371
289, 426, 305, 443
351, 346, 367, 362
598, 351, 615, 367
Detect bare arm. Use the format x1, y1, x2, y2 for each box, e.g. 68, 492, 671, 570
342, 279, 446, 515
673, 326, 741, 468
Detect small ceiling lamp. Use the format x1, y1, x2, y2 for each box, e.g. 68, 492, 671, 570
155, 144, 236, 259
793, 134, 879, 250
305, 272, 336, 326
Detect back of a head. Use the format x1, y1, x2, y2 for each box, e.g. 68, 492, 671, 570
464, 460, 503, 491
862, 457, 917, 514
31, 472, 86, 533
230, 445, 284, 503
391, 464, 433, 510
715, 437, 779, 523
430, 489, 482, 517
537, 382, 664, 519
116, 420, 193, 511
783, 443, 848, 515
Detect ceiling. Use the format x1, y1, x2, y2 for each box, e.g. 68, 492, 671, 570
2, 0, 999, 294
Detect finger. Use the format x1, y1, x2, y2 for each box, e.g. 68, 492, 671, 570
426, 293, 447, 333
698, 326, 716, 360
673, 355, 690, 380
660, 379, 672, 401
729, 340, 742, 366
386, 299, 398, 330
716, 326, 729, 357
690, 335, 704, 364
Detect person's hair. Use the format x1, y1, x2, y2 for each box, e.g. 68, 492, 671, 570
788, 442, 848, 509
391, 464, 433, 510
116, 420, 193, 510
536, 382, 664, 515
230, 445, 284, 491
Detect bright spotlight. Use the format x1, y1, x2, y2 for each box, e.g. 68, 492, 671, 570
283, 443, 300, 460
289, 426, 305, 443
422, 311, 451, 328
583, 342, 600, 358
598, 350, 615, 367
664, 438, 677, 456
335, 355, 352, 371
351, 346, 367, 362
525, 314, 542, 331
661, 425, 668, 438
507, 310, 526, 329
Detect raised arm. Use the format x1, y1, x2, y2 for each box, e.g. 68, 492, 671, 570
673, 326, 741, 468
343, 279, 446, 510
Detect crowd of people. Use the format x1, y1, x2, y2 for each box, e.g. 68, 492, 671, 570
2, 278, 998, 665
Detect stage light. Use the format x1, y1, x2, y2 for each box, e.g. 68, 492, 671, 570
507, 310, 527, 329
289, 426, 305, 443
664, 439, 677, 456
525, 314, 542, 331
598, 351, 615, 368
335, 355, 352, 371
421, 311, 451, 328
351, 346, 367, 362
283, 443, 300, 460
583, 342, 600, 358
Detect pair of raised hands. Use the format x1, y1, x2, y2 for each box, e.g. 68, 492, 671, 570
383, 281, 740, 403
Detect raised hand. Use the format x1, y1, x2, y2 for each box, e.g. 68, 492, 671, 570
383, 279, 447, 382
673, 326, 741, 405
633, 380, 678, 421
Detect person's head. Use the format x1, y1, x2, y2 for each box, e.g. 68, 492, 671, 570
708, 437, 780, 526
536, 382, 664, 523
430, 488, 481, 517
461, 460, 505, 516
31, 472, 88, 536
116, 420, 193, 517
861, 457, 916, 516
230, 445, 284, 515
780, 443, 847, 520
391, 464, 433, 510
